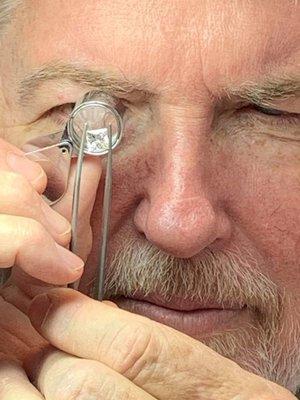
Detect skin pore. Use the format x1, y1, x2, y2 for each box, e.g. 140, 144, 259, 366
0, 0, 299, 394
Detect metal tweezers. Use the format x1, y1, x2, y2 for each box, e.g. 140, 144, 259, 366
69, 123, 113, 301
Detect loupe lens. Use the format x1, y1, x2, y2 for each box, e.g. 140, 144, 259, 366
68, 99, 123, 156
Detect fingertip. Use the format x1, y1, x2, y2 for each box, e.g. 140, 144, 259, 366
28, 289, 76, 328
102, 300, 119, 308
54, 245, 84, 273
28, 288, 87, 334
30, 166, 48, 194
24, 245, 84, 286
56, 229, 72, 248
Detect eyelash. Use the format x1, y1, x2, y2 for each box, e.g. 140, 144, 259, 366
253, 104, 298, 117
45, 103, 75, 125
241, 104, 300, 127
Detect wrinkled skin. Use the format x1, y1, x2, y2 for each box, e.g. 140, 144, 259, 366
0, 0, 299, 399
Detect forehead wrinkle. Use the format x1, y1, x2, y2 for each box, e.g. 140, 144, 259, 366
18, 62, 153, 104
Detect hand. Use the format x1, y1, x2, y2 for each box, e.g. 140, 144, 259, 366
0, 138, 84, 285
0, 139, 102, 399
7, 288, 293, 400
0, 290, 47, 400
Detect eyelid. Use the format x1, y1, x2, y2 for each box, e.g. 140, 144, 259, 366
44, 103, 75, 125
253, 104, 287, 116
252, 104, 300, 118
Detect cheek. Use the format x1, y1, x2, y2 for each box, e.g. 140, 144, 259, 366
224, 137, 300, 293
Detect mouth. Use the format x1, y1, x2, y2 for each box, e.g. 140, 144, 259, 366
113, 294, 249, 339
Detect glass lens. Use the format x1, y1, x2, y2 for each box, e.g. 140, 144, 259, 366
68, 99, 123, 156
22, 132, 72, 205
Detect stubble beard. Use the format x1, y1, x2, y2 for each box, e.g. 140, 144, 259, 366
95, 236, 300, 393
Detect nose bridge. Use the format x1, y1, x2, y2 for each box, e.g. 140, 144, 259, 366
157, 103, 210, 199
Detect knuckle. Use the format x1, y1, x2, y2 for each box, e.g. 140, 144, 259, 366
103, 320, 160, 383
21, 218, 48, 245
0, 215, 48, 246
49, 361, 106, 400
50, 360, 133, 400
49, 366, 91, 400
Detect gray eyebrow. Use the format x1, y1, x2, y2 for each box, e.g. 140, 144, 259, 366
18, 61, 299, 108
18, 62, 152, 104
223, 75, 300, 107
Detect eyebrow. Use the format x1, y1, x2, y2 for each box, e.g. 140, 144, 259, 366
18, 62, 299, 107
18, 62, 152, 104
223, 75, 300, 107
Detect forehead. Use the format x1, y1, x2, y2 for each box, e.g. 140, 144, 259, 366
7, 0, 300, 94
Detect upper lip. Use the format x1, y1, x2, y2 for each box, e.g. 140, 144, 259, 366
119, 293, 244, 312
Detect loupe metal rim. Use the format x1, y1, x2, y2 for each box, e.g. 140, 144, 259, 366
67, 100, 123, 156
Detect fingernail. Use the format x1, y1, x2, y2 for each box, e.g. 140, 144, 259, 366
41, 201, 71, 236
6, 152, 45, 183
29, 293, 51, 329
55, 244, 84, 272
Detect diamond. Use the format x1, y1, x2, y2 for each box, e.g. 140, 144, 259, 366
86, 127, 110, 153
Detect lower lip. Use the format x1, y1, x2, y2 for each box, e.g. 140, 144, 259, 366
114, 297, 247, 339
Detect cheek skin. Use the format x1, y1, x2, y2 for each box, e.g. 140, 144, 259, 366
217, 134, 300, 295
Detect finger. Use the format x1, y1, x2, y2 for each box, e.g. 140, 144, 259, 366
30, 289, 218, 399
0, 358, 44, 400
0, 216, 83, 284
0, 171, 71, 246
0, 294, 46, 362
28, 349, 155, 400
53, 155, 102, 261
53, 155, 102, 219
30, 289, 296, 400
0, 137, 46, 194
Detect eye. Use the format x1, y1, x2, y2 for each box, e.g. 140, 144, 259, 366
253, 104, 290, 116
240, 103, 300, 128
44, 103, 76, 125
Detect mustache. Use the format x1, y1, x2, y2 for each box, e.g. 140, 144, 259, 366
103, 238, 283, 320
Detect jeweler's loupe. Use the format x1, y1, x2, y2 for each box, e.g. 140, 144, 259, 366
22, 92, 123, 205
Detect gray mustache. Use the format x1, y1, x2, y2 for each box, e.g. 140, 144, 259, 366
103, 239, 282, 320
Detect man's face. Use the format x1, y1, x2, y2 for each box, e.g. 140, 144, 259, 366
1, 0, 299, 391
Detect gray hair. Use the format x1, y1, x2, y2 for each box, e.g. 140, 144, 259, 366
0, 0, 21, 34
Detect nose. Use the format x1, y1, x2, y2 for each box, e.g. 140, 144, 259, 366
134, 107, 231, 258
136, 195, 230, 258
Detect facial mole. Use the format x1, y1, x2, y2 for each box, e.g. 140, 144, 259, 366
254, 138, 267, 147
